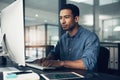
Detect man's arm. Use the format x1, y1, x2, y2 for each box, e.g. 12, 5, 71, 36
42, 59, 86, 69
46, 53, 56, 60
34, 53, 55, 65
62, 59, 86, 69
43, 34, 99, 70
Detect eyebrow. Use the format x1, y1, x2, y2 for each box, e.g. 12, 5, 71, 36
59, 15, 72, 18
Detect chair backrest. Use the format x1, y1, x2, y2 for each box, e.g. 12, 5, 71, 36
97, 46, 110, 73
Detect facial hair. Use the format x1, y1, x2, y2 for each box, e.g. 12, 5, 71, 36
67, 23, 76, 31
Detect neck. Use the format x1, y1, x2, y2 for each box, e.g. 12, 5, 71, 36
69, 25, 80, 37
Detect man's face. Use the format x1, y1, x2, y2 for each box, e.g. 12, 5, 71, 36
59, 9, 77, 31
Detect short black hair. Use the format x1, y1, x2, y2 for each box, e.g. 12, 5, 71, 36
60, 4, 80, 17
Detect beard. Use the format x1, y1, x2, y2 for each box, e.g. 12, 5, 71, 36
63, 23, 76, 31
69, 23, 76, 31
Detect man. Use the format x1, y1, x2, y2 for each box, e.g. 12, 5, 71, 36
35, 4, 100, 70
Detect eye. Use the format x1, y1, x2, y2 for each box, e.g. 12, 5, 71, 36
64, 15, 70, 19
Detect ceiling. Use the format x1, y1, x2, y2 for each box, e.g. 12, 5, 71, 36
0, 0, 58, 13
25, 0, 58, 13
0, 0, 59, 26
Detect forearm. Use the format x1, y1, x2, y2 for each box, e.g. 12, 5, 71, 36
62, 60, 86, 69
46, 53, 56, 60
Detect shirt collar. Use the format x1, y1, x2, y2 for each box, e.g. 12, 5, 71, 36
66, 25, 83, 38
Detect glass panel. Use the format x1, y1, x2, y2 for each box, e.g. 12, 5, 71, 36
99, 0, 120, 42
25, 25, 45, 46
102, 18, 120, 42
47, 25, 59, 46
25, 0, 59, 25
25, 24, 59, 58
24, 0, 59, 58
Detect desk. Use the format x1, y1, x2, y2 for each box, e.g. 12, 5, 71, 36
25, 67, 120, 80
1, 65, 120, 80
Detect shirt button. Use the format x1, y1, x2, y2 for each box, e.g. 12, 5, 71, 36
69, 48, 71, 51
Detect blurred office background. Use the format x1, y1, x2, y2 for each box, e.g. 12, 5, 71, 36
0, 0, 120, 75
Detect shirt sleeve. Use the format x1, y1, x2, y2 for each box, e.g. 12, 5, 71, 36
81, 33, 100, 70
49, 41, 60, 60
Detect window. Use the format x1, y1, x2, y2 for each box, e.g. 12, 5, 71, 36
99, 0, 120, 42
25, 0, 59, 58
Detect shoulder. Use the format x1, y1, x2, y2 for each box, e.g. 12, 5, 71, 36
80, 26, 93, 35
79, 26, 99, 42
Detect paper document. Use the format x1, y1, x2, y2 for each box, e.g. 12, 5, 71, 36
3, 70, 40, 80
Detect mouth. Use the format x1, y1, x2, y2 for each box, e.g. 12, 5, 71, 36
62, 27, 67, 30
62, 25, 67, 28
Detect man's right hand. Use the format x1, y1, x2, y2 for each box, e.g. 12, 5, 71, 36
33, 57, 47, 66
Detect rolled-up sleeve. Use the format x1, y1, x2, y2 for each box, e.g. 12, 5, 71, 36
81, 34, 100, 70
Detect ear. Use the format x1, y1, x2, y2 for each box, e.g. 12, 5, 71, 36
74, 16, 79, 23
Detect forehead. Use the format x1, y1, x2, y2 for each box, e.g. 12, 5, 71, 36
60, 9, 72, 16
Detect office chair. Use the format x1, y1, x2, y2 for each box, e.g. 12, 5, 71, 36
46, 45, 54, 57
97, 46, 110, 73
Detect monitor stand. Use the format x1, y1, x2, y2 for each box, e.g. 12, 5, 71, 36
2, 56, 7, 65
0, 56, 7, 65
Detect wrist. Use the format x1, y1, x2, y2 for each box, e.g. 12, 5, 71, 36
60, 61, 65, 67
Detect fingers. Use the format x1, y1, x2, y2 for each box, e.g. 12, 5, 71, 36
33, 58, 47, 64
34, 59, 61, 67
33, 59, 41, 63
42, 60, 52, 67
41, 58, 47, 62
41, 60, 62, 67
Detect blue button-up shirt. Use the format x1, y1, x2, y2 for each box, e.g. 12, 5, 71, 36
50, 26, 100, 70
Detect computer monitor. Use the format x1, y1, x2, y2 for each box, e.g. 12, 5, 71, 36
1, 0, 25, 66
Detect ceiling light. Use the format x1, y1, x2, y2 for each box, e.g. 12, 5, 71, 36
113, 26, 120, 31
35, 14, 39, 17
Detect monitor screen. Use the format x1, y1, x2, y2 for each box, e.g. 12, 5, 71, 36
1, 0, 25, 66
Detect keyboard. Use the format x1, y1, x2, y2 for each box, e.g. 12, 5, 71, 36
25, 57, 38, 63
26, 63, 56, 70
